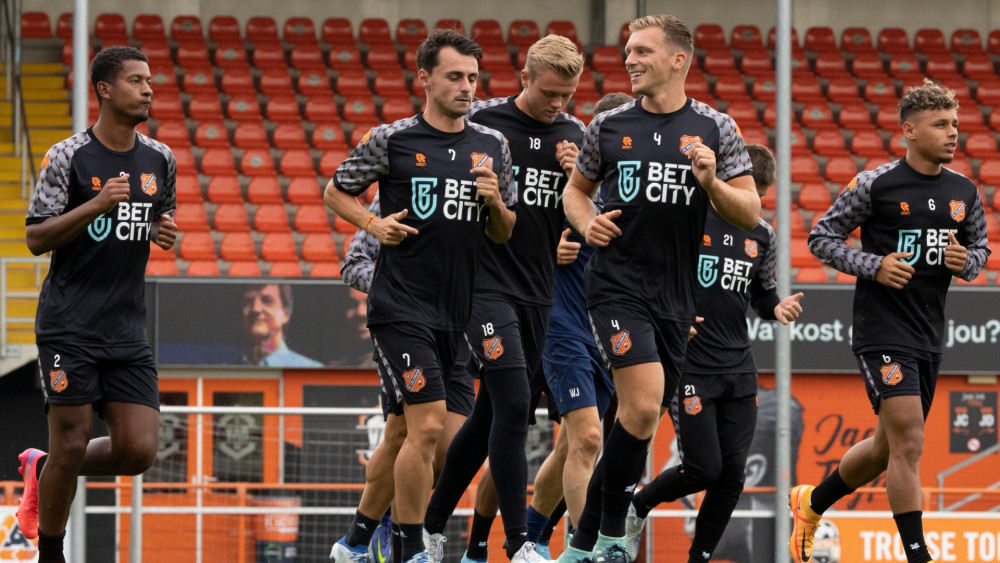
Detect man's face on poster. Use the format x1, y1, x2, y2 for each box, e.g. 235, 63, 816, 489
347, 288, 368, 340
242, 285, 290, 346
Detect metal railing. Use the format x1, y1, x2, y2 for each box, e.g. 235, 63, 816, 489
1, 0, 38, 198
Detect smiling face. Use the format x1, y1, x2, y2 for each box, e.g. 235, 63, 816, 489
623, 27, 688, 98
419, 46, 479, 120
98, 59, 153, 124
903, 108, 958, 166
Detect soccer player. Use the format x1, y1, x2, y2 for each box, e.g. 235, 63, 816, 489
17, 46, 177, 563
420, 34, 586, 563
324, 29, 516, 563
559, 15, 760, 563
623, 144, 804, 563
790, 80, 989, 563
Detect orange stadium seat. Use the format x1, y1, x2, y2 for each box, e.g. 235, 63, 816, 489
171, 15, 204, 43
177, 42, 211, 68
914, 28, 949, 55
342, 96, 378, 123
214, 41, 249, 69
310, 121, 348, 150
233, 122, 270, 149
851, 129, 887, 157
487, 71, 521, 97
319, 148, 351, 177
328, 44, 363, 72
373, 70, 407, 97
702, 49, 738, 76
256, 205, 292, 233
218, 67, 254, 95
825, 155, 859, 184
284, 17, 317, 45
187, 93, 224, 121
174, 175, 203, 204
213, 203, 251, 233
795, 267, 830, 283
977, 158, 1000, 186
302, 233, 339, 263
545, 21, 579, 45
965, 131, 997, 158
787, 126, 812, 155
228, 261, 262, 277
290, 45, 325, 71
220, 232, 258, 262
334, 214, 360, 235
694, 24, 726, 50
95, 13, 128, 43
471, 20, 505, 46
253, 42, 288, 70
181, 66, 217, 95
841, 27, 874, 53
297, 71, 333, 97
208, 16, 241, 42
791, 238, 822, 267
798, 182, 834, 211
309, 261, 341, 278
811, 129, 849, 157
246, 16, 280, 44
200, 147, 237, 176
295, 205, 333, 233
279, 149, 316, 177
321, 18, 354, 44
509, 20, 540, 49
435, 19, 465, 35
800, 102, 837, 131
380, 96, 416, 122
146, 259, 180, 277
133, 14, 165, 41
850, 52, 885, 78
480, 45, 515, 72
730, 25, 763, 51
21, 12, 52, 39
180, 231, 217, 261
804, 26, 837, 53
813, 52, 848, 78
269, 261, 303, 278
877, 27, 910, 53
591, 46, 624, 74
791, 155, 822, 183
247, 176, 285, 205
952, 29, 984, 55
863, 153, 893, 169
241, 149, 277, 176
172, 147, 197, 175
771, 209, 808, 239
178, 202, 210, 232
740, 50, 772, 76
262, 233, 297, 263
287, 177, 324, 205
367, 44, 402, 71
739, 126, 769, 147
273, 122, 309, 150
266, 95, 302, 122
186, 260, 221, 276
359, 18, 393, 45
335, 69, 371, 95
155, 121, 191, 148
838, 102, 872, 129
206, 176, 243, 203
396, 18, 427, 46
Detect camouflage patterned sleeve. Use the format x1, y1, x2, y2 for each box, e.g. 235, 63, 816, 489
750, 220, 781, 320
340, 195, 381, 293
333, 122, 397, 196
26, 134, 88, 223
497, 135, 517, 207
957, 187, 990, 281
140, 134, 178, 219
808, 170, 883, 279
575, 111, 609, 182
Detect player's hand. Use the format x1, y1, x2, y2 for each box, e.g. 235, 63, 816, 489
369, 209, 419, 246
152, 213, 177, 250
557, 141, 580, 176
556, 228, 581, 264
687, 142, 718, 190
93, 174, 131, 213
774, 292, 804, 325
944, 231, 967, 274
875, 251, 915, 289
472, 157, 503, 209
688, 316, 704, 340
585, 209, 622, 246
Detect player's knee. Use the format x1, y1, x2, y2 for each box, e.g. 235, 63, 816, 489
716, 460, 748, 490
684, 461, 722, 489
619, 403, 660, 436
890, 427, 925, 464
571, 424, 603, 462
119, 444, 157, 475
384, 418, 408, 449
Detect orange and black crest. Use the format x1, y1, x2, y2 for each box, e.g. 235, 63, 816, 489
684, 396, 703, 415
140, 173, 157, 196
744, 239, 758, 258
679, 135, 702, 155
880, 362, 903, 386
949, 200, 966, 222
403, 366, 426, 392
482, 336, 504, 360
610, 330, 632, 356
471, 152, 489, 168
50, 369, 68, 393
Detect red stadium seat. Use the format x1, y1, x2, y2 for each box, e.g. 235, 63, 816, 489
687, 71, 712, 100
730, 25, 763, 51
877, 27, 910, 53
838, 102, 872, 129
290, 45, 325, 71
766, 26, 800, 51
914, 28, 948, 55
841, 27, 874, 53
791, 239, 822, 267
294, 70, 331, 98
304, 97, 339, 123
812, 129, 849, 157
480, 45, 515, 73
359, 18, 393, 45
284, 17, 317, 44
21, 12, 52, 39
976, 77, 1000, 106
545, 21, 579, 45
180, 231, 217, 261
570, 95, 601, 120
193, 121, 230, 148
228, 261, 262, 277
328, 44, 364, 72
373, 70, 407, 97
206, 176, 244, 203
181, 66, 217, 95
851, 129, 887, 157
795, 267, 830, 283
241, 149, 277, 176
172, 147, 197, 175
508, 20, 540, 49
155, 121, 191, 148
396, 18, 427, 46
177, 42, 211, 68
269, 261, 303, 278
958, 105, 988, 132
287, 177, 324, 205
798, 182, 834, 211
367, 44, 402, 71
949, 156, 973, 177
295, 205, 333, 233
266, 95, 302, 122
800, 102, 837, 131
925, 54, 959, 79
791, 74, 824, 102
335, 69, 371, 95
55, 12, 73, 40
279, 149, 316, 176
965, 131, 998, 159
321, 18, 353, 44
724, 100, 760, 127
213, 203, 251, 233
771, 209, 809, 239
874, 104, 900, 130
171, 15, 204, 43
95, 13, 128, 43
140, 40, 172, 66
601, 72, 633, 96
740, 50, 773, 76
804, 26, 837, 53
220, 232, 257, 262
435, 19, 465, 35
146, 258, 180, 276
749, 74, 775, 102
273, 122, 309, 150
256, 205, 292, 233
888, 130, 908, 157
978, 158, 1000, 186
380, 96, 416, 122
952, 29, 985, 55
702, 49, 738, 76
174, 175, 203, 204
186, 260, 221, 277
791, 155, 822, 183
694, 24, 726, 51
319, 148, 351, 177
246, 16, 280, 44
342, 95, 378, 123
888, 52, 921, 79
961, 53, 995, 80
471, 19, 505, 46
187, 93, 224, 121
309, 261, 341, 278
591, 46, 624, 74
302, 233, 339, 263
253, 42, 288, 70
487, 71, 521, 97
208, 16, 241, 42
825, 155, 859, 184
850, 52, 885, 78
619, 22, 632, 48
214, 41, 249, 70
133, 14, 167, 42
347, 121, 380, 146
310, 121, 348, 150
247, 176, 284, 204
262, 233, 297, 262
200, 147, 236, 176
863, 77, 898, 104
233, 122, 270, 149
813, 51, 848, 78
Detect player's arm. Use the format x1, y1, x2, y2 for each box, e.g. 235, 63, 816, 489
948, 189, 990, 281
478, 142, 517, 244
565, 168, 619, 246
748, 224, 783, 321
689, 141, 760, 231
149, 151, 178, 250
341, 196, 381, 293
26, 173, 131, 255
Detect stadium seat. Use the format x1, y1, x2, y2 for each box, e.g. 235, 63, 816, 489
179, 231, 217, 261
55, 12, 73, 40
269, 261, 304, 278
864, 77, 898, 104
925, 54, 959, 79
309, 261, 341, 278
618, 22, 632, 48
804, 26, 838, 53
192, 121, 229, 149
508, 20, 540, 49
978, 158, 1000, 186
186, 260, 221, 277
888, 52, 921, 79
851, 129, 887, 157
800, 102, 837, 131
241, 149, 277, 176
724, 100, 760, 127
850, 52, 885, 78
791, 155, 822, 183
825, 155, 859, 184
711, 74, 746, 101
961, 53, 995, 80
256, 204, 292, 233
811, 129, 849, 157
367, 44, 402, 71
813, 51, 848, 78
952, 29, 985, 55
328, 44, 364, 72
687, 71, 712, 100
303, 97, 339, 125
177, 42, 211, 68
480, 45, 515, 72
977, 77, 1000, 107
373, 70, 408, 97
150, 64, 179, 93
279, 149, 316, 176
798, 182, 834, 211
138, 40, 173, 66
837, 102, 872, 129
155, 121, 191, 148
771, 209, 808, 239
740, 126, 769, 147
786, 126, 813, 155
227, 260, 262, 277
791, 238, 822, 267
730, 25, 763, 51
471, 19, 506, 46
172, 147, 197, 175
694, 24, 726, 51
914, 28, 949, 55
208, 15, 241, 42
435, 19, 465, 34
702, 49, 738, 76
841, 27, 874, 53
233, 122, 270, 149
739, 50, 772, 76
601, 72, 633, 96
570, 95, 600, 120
302, 233, 339, 263
958, 105, 988, 132
590, 46, 624, 74
247, 176, 285, 204
395, 18, 427, 46
262, 233, 298, 264
180, 66, 217, 95
310, 121, 348, 150
862, 153, 893, 169
545, 21, 579, 45
200, 147, 237, 176
874, 104, 900, 130
206, 176, 244, 204
949, 156, 974, 177
253, 42, 288, 70
220, 232, 258, 262
335, 69, 371, 95
319, 148, 351, 177
877, 27, 910, 53
888, 130, 908, 157
290, 45, 325, 71
965, 131, 997, 159
285, 177, 322, 205
284, 17, 317, 44
380, 96, 416, 122
273, 122, 309, 150
749, 74, 775, 102
294, 205, 333, 233
487, 71, 521, 97
266, 95, 302, 122
795, 267, 830, 283
21, 12, 53, 39
791, 74, 824, 102
359, 18, 393, 45
133, 14, 166, 42
170, 15, 204, 43
321, 17, 354, 44
214, 42, 249, 70
146, 258, 180, 276
246, 16, 280, 44
187, 93, 224, 121
334, 213, 360, 235
342, 95, 378, 123
174, 175, 203, 204
95, 13, 128, 43
213, 203, 251, 233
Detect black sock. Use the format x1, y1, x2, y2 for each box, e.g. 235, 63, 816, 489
466, 510, 495, 560
894, 511, 932, 563
570, 456, 604, 551
37, 530, 65, 563
484, 369, 531, 550
599, 421, 650, 538
810, 467, 856, 514
540, 500, 566, 543
345, 509, 380, 547
391, 522, 403, 563
399, 523, 425, 561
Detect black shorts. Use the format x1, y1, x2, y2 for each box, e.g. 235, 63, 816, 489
377, 346, 475, 419
36, 342, 159, 411
371, 323, 463, 408
588, 298, 689, 404
856, 349, 940, 418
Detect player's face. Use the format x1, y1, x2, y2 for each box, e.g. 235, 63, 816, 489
905, 108, 958, 165
104, 59, 153, 124
420, 46, 479, 119
242, 285, 290, 343
624, 27, 687, 98
519, 68, 579, 123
